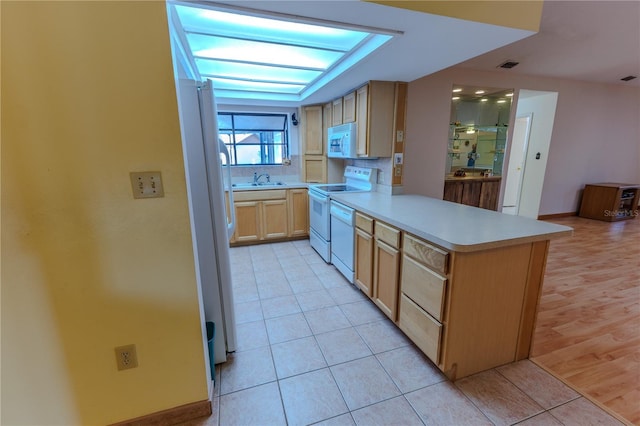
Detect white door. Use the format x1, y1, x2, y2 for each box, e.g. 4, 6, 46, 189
503, 90, 558, 219
502, 114, 532, 214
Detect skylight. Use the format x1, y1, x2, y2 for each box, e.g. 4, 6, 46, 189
168, 2, 396, 102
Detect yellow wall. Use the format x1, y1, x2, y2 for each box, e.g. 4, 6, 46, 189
370, 1, 543, 32
1, 1, 208, 424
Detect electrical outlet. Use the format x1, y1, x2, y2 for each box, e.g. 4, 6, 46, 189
115, 344, 138, 371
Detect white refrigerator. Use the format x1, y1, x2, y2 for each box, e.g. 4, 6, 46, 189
173, 78, 237, 374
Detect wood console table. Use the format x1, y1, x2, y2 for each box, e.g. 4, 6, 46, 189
578, 183, 640, 222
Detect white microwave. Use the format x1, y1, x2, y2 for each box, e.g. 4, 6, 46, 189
327, 123, 357, 159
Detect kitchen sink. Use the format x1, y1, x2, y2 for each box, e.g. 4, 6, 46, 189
232, 182, 286, 188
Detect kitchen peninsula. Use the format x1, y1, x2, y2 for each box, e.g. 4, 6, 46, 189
331, 191, 572, 380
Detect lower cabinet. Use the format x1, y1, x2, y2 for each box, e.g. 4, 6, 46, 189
288, 189, 309, 237
262, 200, 288, 240
398, 233, 449, 365
355, 214, 400, 321
444, 177, 501, 210
372, 221, 401, 321
398, 294, 442, 363
354, 213, 374, 297
353, 209, 548, 381
231, 189, 308, 245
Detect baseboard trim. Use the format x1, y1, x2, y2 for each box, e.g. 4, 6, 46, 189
111, 399, 212, 426
538, 212, 577, 220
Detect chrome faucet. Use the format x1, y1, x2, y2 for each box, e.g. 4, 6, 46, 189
253, 172, 270, 184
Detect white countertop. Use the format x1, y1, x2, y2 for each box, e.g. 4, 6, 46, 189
330, 192, 573, 252
230, 182, 308, 191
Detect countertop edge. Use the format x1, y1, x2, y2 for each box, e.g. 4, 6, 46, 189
331, 192, 574, 253
228, 182, 308, 191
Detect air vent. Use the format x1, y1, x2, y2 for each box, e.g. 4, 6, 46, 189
498, 61, 519, 69
621, 75, 637, 82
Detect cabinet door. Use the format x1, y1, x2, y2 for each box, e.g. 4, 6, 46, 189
323, 102, 332, 149
302, 105, 323, 155
303, 155, 327, 183
343, 91, 356, 123
373, 239, 400, 321
355, 228, 374, 297
332, 98, 343, 126
366, 81, 395, 158
461, 181, 482, 207
234, 201, 261, 243
288, 189, 309, 237
443, 181, 463, 203
355, 84, 369, 155
479, 180, 500, 210
262, 199, 288, 240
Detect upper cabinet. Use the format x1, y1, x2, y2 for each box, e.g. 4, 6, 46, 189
301, 105, 324, 155
356, 81, 398, 158
332, 98, 343, 126
300, 80, 405, 182
342, 90, 356, 123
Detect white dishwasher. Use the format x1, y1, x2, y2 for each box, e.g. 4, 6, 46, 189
330, 200, 356, 283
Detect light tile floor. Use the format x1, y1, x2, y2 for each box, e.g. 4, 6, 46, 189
186, 240, 623, 426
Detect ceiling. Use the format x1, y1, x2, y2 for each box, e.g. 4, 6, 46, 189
456, 1, 640, 87
201, 1, 639, 106
203, 0, 534, 106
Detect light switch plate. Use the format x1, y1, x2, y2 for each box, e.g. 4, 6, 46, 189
130, 171, 164, 199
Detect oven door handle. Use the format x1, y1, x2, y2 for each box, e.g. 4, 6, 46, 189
308, 190, 328, 204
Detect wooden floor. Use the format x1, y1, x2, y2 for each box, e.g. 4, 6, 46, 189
531, 215, 640, 425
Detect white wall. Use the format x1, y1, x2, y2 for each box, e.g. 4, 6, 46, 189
404, 67, 640, 216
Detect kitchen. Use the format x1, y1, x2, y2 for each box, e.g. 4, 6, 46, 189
3, 1, 638, 425
170, 0, 634, 425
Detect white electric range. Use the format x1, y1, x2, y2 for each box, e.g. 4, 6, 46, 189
308, 166, 376, 266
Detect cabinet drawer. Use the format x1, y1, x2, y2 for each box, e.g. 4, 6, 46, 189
375, 221, 400, 248
403, 234, 449, 275
399, 293, 442, 364
401, 255, 446, 321
234, 189, 286, 202
355, 212, 374, 234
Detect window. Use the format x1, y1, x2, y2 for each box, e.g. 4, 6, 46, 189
218, 113, 289, 166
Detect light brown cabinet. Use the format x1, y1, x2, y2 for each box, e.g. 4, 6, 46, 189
232, 190, 287, 243
301, 103, 344, 183
342, 91, 356, 123
351, 204, 551, 381
332, 98, 343, 126
398, 230, 548, 380
262, 200, 288, 240
372, 221, 401, 321
301, 104, 325, 183
301, 105, 323, 155
303, 156, 327, 183
288, 189, 309, 237
230, 189, 308, 245
398, 234, 449, 364
354, 213, 374, 297
233, 200, 261, 243
355, 81, 399, 158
